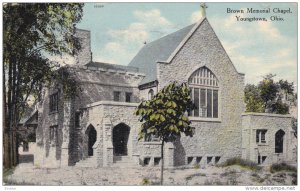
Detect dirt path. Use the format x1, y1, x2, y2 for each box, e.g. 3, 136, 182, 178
4, 163, 297, 186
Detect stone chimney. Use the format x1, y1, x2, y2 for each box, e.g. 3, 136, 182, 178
74, 29, 92, 66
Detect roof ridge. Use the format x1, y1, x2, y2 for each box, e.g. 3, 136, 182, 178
144, 23, 196, 47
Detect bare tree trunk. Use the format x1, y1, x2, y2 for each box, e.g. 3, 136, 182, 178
160, 140, 164, 185
7, 57, 13, 168
3, 62, 10, 169
11, 58, 17, 166
13, 61, 21, 165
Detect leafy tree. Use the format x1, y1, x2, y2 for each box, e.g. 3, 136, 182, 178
3, 3, 84, 168
244, 74, 295, 115
244, 84, 264, 112
279, 79, 294, 100
258, 74, 279, 110
270, 98, 289, 114
135, 82, 195, 185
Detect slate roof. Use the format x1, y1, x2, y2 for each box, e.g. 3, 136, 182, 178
128, 23, 196, 84
86, 62, 139, 73
19, 109, 38, 126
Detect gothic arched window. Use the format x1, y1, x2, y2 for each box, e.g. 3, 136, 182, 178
188, 67, 219, 118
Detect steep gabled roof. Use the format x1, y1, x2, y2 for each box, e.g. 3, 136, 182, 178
128, 23, 196, 84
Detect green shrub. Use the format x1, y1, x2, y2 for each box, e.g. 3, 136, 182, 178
141, 178, 151, 185
251, 172, 266, 183
3, 167, 15, 185
270, 163, 297, 173
221, 169, 236, 177
3, 168, 15, 177
185, 173, 206, 181
291, 172, 297, 185
219, 157, 261, 171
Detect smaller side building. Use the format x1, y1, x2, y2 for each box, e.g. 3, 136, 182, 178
242, 113, 296, 166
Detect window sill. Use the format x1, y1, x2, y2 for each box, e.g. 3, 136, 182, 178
274, 153, 283, 155
257, 143, 268, 146
189, 117, 221, 122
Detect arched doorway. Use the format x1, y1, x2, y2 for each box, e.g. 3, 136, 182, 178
85, 125, 97, 156
112, 123, 130, 156
275, 129, 285, 153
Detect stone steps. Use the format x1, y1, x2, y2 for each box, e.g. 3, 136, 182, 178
76, 157, 97, 168
112, 156, 136, 168
113, 156, 132, 162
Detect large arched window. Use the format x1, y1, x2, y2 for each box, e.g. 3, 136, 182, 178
188, 67, 219, 118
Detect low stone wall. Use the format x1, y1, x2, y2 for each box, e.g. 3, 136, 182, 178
242, 113, 295, 165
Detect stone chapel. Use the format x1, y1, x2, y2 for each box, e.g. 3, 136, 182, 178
26, 16, 296, 168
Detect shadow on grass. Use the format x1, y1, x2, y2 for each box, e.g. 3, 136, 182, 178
217, 157, 261, 171
270, 163, 297, 173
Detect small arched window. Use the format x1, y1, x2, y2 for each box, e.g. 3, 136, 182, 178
275, 129, 285, 153
148, 89, 154, 100
188, 67, 219, 118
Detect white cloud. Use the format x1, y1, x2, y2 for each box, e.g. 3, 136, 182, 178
133, 9, 172, 27
206, 11, 296, 85
95, 9, 173, 65
275, 48, 292, 58
257, 21, 281, 40
210, 8, 285, 42
221, 41, 241, 55
231, 50, 296, 85
108, 23, 149, 43
94, 55, 117, 64
94, 41, 138, 65
104, 42, 124, 51
190, 10, 203, 23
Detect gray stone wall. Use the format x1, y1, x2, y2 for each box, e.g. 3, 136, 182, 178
242, 113, 295, 165
67, 66, 144, 166
80, 103, 104, 167
79, 102, 139, 167
157, 19, 245, 166
139, 87, 158, 101
35, 65, 145, 167
78, 101, 172, 167
71, 66, 144, 108
35, 86, 68, 168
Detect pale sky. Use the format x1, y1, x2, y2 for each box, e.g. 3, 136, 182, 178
76, 2, 297, 86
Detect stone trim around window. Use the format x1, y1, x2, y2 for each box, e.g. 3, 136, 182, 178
188, 67, 220, 121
